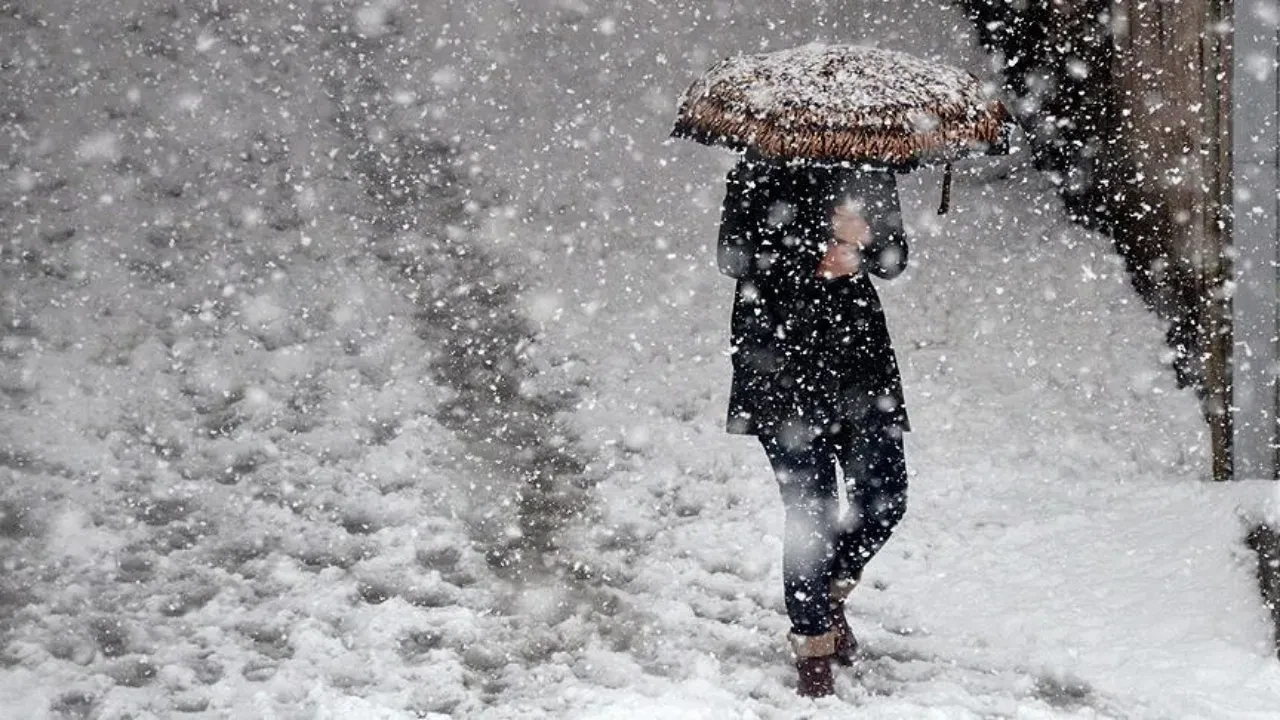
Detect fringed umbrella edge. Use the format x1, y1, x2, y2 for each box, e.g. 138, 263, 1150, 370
671, 93, 1012, 166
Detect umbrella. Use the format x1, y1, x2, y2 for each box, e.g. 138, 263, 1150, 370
671, 44, 1012, 211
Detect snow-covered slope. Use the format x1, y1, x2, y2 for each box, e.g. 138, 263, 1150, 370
2, 1, 1278, 718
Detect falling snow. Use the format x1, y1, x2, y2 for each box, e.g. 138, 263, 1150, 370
2, 1, 1279, 719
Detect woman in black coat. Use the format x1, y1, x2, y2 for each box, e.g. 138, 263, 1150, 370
717, 154, 910, 697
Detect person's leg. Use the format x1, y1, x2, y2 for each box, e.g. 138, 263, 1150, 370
832, 423, 908, 582
760, 431, 842, 696
758, 433, 840, 636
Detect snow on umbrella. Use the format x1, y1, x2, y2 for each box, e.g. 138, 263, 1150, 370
671, 44, 1011, 167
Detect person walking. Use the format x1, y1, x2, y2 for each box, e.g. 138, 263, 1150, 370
716, 153, 910, 698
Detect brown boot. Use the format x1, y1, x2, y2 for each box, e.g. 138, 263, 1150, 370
788, 631, 838, 697
829, 577, 859, 667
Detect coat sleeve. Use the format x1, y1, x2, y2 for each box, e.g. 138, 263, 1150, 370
718, 161, 824, 284
717, 161, 769, 279
855, 172, 909, 280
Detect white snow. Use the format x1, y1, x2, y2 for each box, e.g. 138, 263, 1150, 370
2, 0, 1278, 718
682, 43, 989, 122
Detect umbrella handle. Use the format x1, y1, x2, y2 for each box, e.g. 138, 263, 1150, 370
938, 162, 952, 215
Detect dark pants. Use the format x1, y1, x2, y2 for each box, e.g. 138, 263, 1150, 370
759, 424, 908, 636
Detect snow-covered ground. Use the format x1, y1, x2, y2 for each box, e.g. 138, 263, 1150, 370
3, 0, 1279, 718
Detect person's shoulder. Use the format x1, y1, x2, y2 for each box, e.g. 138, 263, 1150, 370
734, 155, 775, 177
832, 162, 893, 179
837, 165, 898, 196
728, 157, 782, 196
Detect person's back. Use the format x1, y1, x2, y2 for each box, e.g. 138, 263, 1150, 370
714, 156, 912, 696
718, 158, 909, 439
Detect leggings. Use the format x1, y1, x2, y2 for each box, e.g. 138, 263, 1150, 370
759, 424, 908, 636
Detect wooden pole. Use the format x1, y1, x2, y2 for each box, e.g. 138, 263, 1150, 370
1231, 0, 1280, 480
1112, 0, 1234, 478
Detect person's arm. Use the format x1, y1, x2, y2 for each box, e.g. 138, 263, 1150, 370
861, 213, 908, 280
847, 172, 909, 280
717, 160, 775, 279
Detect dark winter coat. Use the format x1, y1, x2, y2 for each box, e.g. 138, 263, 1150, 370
718, 157, 910, 438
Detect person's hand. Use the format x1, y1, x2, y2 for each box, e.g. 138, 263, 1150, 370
832, 203, 871, 247
819, 204, 870, 279
817, 242, 860, 279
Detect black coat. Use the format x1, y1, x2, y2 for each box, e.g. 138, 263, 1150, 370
718, 157, 910, 438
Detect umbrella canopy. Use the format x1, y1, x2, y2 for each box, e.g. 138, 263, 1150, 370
671, 44, 1011, 167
